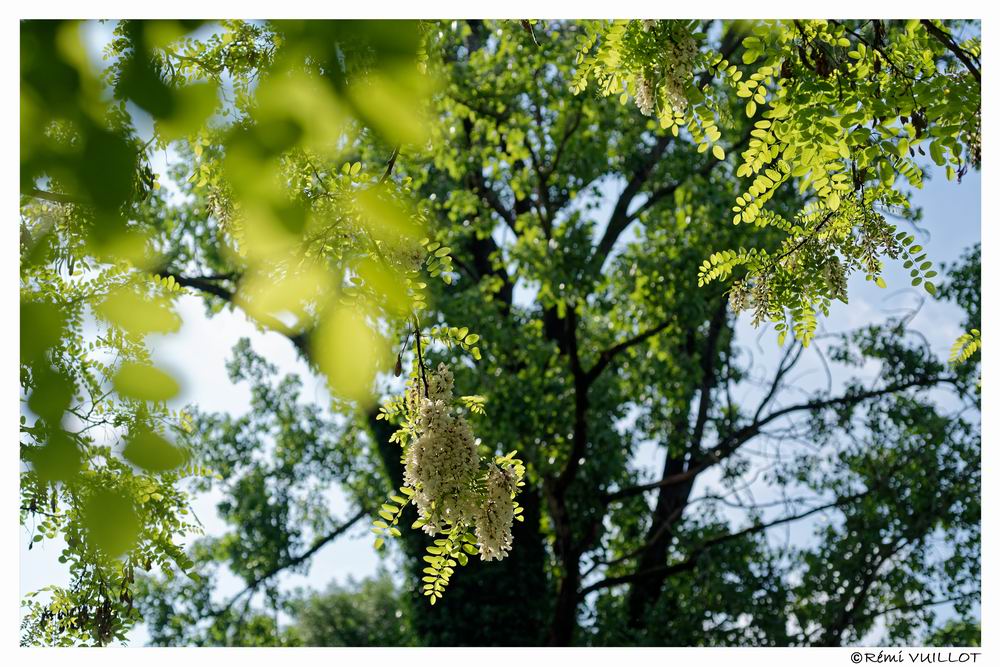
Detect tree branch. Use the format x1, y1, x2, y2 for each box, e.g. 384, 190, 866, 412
581, 493, 862, 596
467, 159, 519, 237
546, 103, 584, 181
591, 119, 756, 273
688, 299, 729, 453
378, 146, 401, 184
213, 508, 367, 619
160, 271, 236, 302
554, 309, 589, 495
22, 188, 81, 205
602, 374, 955, 503
752, 341, 805, 423
920, 20, 981, 83
592, 134, 672, 268
869, 592, 979, 621
158, 270, 311, 356
584, 318, 673, 386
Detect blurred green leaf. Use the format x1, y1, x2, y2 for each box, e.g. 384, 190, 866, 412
27, 364, 74, 422
96, 287, 181, 336
29, 429, 82, 484
20, 301, 65, 363
123, 425, 188, 472
112, 362, 181, 402
313, 306, 389, 408
82, 489, 140, 558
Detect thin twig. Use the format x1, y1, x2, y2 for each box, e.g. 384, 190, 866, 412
413, 317, 430, 398
919, 20, 981, 83
379, 146, 401, 184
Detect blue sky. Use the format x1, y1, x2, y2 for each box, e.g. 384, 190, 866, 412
19, 20, 982, 644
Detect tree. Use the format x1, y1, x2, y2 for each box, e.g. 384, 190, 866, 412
20, 19, 980, 646
283, 574, 419, 647
571, 19, 980, 348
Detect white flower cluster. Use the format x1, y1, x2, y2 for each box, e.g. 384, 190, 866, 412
968, 110, 981, 169
635, 74, 656, 117
661, 29, 698, 115
822, 256, 848, 302
384, 235, 426, 274
629, 22, 698, 118
427, 362, 454, 402
401, 363, 520, 562
404, 364, 480, 534
475, 463, 517, 561
207, 186, 240, 232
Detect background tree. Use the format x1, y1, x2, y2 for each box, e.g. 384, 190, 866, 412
21, 19, 980, 646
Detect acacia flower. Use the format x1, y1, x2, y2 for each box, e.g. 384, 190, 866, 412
475, 463, 516, 561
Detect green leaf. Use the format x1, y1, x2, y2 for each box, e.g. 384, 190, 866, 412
97, 288, 181, 336
81, 489, 140, 558
122, 425, 188, 472
112, 362, 180, 402
20, 301, 65, 363
28, 430, 81, 484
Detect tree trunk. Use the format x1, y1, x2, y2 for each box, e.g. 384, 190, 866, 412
625, 468, 696, 629
548, 562, 580, 645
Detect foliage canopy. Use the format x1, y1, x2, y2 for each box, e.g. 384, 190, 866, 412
20, 18, 980, 646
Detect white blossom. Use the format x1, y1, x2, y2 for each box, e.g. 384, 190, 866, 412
404, 365, 479, 532
427, 362, 454, 402
385, 236, 426, 274
661, 29, 698, 115
968, 109, 981, 169
475, 463, 516, 561
635, 75, 656, 117
401, 363, 522, 559
631, 25, 698, 118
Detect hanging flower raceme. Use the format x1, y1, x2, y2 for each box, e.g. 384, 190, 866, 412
371, 360, 526, 604
635, 73, 656, 117
476, 463, 517, 561
404, 365, 480, 532
660, 26, 698, 115
623, 21, 699, 118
